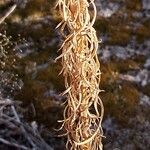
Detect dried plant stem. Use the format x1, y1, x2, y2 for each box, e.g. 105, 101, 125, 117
56, 0, 104, 149
0, 3, 17, 24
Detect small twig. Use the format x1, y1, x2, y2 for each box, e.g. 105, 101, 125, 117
9, 99, 36, 148
23, 124, 53, 150
0, 3, 17, 24
0, 138, 29, 150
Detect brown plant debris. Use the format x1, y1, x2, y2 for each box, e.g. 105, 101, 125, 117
55, 0, 104, 149
0, 96, 53, 150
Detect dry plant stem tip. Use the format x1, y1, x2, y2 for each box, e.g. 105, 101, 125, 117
56, 0, 104, 149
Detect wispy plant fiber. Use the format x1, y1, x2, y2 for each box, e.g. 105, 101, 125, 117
55, 0, 104, 149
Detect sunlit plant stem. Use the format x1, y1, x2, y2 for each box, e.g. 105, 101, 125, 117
56, 0, 104, 149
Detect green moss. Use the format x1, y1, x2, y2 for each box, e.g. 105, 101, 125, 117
135, 24, 150, 43
94, 18, 109, 34
14, 0, 55, 17
100, 59, 140, 126
115, 58, 142, 73
100, 61, 119, 88
16, 78, 63, 130
101, 58, 141, 86
143, 84, 150, 97
100, 59, 137, 88
36, 62, 65, 91
107, 26, 131, 45
121, 82, 139, 104
102, 81, 139, 126
125, 0, 142, 11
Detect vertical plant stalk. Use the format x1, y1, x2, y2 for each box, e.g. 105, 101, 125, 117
56, 0, 104, 149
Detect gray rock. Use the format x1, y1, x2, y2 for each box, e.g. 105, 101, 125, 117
142, 0, 150, 10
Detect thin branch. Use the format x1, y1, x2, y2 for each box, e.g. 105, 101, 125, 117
0, 3, 17, 24
9, 99, 36, 148
0, 138, 29, 150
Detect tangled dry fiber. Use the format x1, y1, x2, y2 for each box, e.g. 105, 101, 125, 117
55, 0, 104, 149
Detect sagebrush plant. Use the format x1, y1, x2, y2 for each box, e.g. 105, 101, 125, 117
55, 0, 104, 149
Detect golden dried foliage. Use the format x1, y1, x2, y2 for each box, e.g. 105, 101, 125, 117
55, 0, 104, 149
